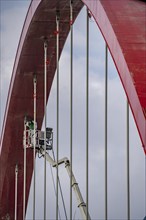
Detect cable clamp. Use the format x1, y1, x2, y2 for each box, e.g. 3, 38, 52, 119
15, 164, 18, 173
54, 30, 59, 35
56, 10, 60, 22
44, 38, 48, 49
33, 74, 37, 83
70, 0, 73, 6
46, 60, 50, 65
70, 20, 73, 25
87, 9, 92, 18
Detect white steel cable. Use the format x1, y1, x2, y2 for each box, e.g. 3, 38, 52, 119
49, 130, 62, 219
49, 164, 62, 220
56, 12, 60, 220
44, 40, 48, 220
86, 8, 89, 220
70, 1, 73, 219
105, 44, 108, 220
126, 101, 130, 219
14, 164, 18, 220
33, 75, 37, 219
23, 118, 27, 220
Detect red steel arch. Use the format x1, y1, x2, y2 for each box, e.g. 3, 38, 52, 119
0, 0, 145, 218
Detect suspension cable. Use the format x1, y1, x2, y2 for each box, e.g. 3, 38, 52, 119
33, 74, 37, 220
70, 1, 73, 219
126, 101, 130, 219
44, 39, 48, 220
105, 44, 108, 220
56, 11, 60, 220
49, 164, 62, 220
23, 117, 27, 220
86, 8, 89, 220
14, 164, 18, 220
52, 149, 68, 220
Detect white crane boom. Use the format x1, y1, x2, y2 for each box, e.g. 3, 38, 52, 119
24, 121, 91, 220
39, 148, 91, 220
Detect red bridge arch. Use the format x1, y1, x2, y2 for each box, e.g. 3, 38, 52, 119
0, 0, 145, 218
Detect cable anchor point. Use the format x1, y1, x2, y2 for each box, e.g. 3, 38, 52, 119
44, 37, 48, 49
56, 10, 60, 22
33, 74, 37, 83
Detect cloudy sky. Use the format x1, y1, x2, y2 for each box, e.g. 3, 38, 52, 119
0, 1, 145, 219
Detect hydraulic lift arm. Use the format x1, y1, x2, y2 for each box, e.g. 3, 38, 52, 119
39, 148, 91, 220
24, 121, 91, 220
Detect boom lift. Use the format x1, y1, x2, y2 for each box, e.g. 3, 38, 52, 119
24, 120, 91, 220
